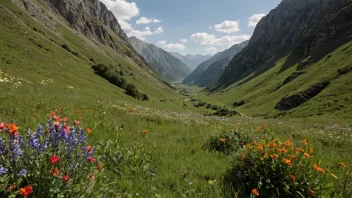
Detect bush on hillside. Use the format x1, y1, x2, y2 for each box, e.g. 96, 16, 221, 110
206, 130, 251, 154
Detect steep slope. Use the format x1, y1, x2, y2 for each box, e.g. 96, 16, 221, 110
198, 0, 352, 119
216, 0, 352, 88
0, 0, 185, 114
129, 36, 191, 82
170, 53, 212, 70
183, 40, 248, 84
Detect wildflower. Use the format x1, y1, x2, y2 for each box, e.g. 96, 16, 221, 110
313, 164, 324, 173
263, 124, 269, 129
86, 128, 92, 133
309, 148, 313, 153
0, 122, 5, 131
18, 169, 27, 177
284, 139, 292, 147
260, 157, 264, 161
74, 120, 80, 126
62, 175, 69, 182
50, 155, 61, 164
52, 167, 60, 176
289, 155, 296, 160
20, 185, 33, 197
302, 139, 307, 145
6, 184, 16, 192
304, 153, 310, 159
264, 153, 269, 158
241, 155, 246, 160
252, 188, 259, 196
290, 174, 296, 181
89, 173, 95, 180
282, 158, 292, 167
271, 154, 279, 160
0, 166, 8, 175
257, 144, 264, 151
220, 138, 227, 143
7, 124, 19, 134
269, 141, 277, 148
339, 162, 346, 168
88, 157, 95, 163
330, 173, 337, 179
143, 129, 148, 134
97, 164, 102, 171
277, 147, 287, 153
307, 189, 314, 196
295, 148, 304, 153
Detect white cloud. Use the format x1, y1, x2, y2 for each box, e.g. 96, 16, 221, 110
205, 47, 217, 52
248, 14, 266, 27
208, 26, 212, 29
157, 41, 185, 50
100, 0, 139, 20
118, 19, 132, 30
191, 32, 250, 47
214, 20, 240, 33
155, 26, 164, 34
157, 40, 166, 45
180, 39, 188, 43
136, 17, 161, 24
145, 26, 150, 31
127, 29, 153, 40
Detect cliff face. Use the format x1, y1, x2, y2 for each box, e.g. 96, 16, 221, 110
217, 0, 352, 88
13, 0, 149, 68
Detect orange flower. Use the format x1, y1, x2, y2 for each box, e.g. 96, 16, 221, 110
277, 147, 287, 153
251, 188, 259, 196
263, 124, 269, 129
264, 153, 269, 158
304, 153, 310, 159
295, 148, 304, 154
309, 148, 313, 153
241, 155, 246, 160
7, 124, 19, 134
86, 128, 92, 133
220, 138, 227, 143
302, 139, 307, 145
282, 158, 292, 167
284, 139, 292, 147
269, 141, 277, 148
257, 144, 264, 151
143, 129, 148, 134
313, 164, 324, 173
290, 174, 296, 181
307, 189, 314, 196
339, 162, 346, 168
289, 155, 296, 160
260, 157, 264, 161
271, 154, 279, 160
6, 184, 16, 192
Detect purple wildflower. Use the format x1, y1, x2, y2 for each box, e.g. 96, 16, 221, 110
0, 166, 8, 176
18, 169, 27, 177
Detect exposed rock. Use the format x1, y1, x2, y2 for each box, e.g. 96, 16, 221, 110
275, 81, 330, 110
282, 71, 306, 85
297, 58, 313, 70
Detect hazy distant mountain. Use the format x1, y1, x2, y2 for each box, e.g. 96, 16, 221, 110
183, 40, 249, 85
129, 36, 191, 82
169, 52, 212, 70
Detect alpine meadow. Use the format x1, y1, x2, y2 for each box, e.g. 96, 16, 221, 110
0, 0, 351, 197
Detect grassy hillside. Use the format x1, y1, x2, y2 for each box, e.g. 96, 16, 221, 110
193, 40, 352, 121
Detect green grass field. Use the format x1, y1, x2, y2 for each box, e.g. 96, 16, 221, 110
0, 0, 352, 197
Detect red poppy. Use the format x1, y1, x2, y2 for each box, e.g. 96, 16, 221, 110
88, 157, 95, 163
86, 146, 92, 152
0, 122, 6, 130
62, 175, 69, 182
97, 164, 102, 171
20, 185, 33, 197
52, 167, 60, 176
50, 155, 61, 164
89, 173, 95, 180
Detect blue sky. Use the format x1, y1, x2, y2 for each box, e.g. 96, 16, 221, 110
100, 0, 281, 55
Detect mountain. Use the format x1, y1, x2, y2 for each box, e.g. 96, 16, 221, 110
169, 52, 212, 70
203, 0, 352, 118
0, 0, 180, 105
183, 41, 249, 85
129, 37, 191, 82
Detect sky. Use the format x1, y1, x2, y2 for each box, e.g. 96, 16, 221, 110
100, 0, 282, 55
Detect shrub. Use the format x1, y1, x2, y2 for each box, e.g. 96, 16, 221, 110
0, 113, 101, 197
221, 128, 350, 197
125, 83, 140, 99
213, 107, 237, 117
233, 100, 245, 107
